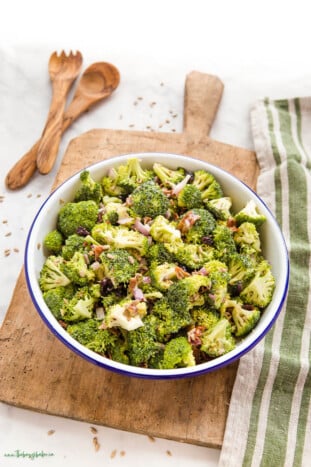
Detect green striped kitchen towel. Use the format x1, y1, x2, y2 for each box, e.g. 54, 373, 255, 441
219, 97, 311, 467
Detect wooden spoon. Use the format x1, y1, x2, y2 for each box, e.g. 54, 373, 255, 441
35, 51, 83, 174
5, 62, 120, 189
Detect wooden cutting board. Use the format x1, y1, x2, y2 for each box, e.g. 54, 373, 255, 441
0, 71, 259, 448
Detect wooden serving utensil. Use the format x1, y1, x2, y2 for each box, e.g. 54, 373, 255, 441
35, 50, 83, 174
5, 62, 120, 189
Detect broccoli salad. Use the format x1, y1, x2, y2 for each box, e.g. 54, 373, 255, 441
39, 158, 275, 369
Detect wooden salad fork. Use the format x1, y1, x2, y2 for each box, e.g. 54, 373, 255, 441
36, 50, 83, 174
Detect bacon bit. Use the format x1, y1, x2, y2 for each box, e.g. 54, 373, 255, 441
124, 300, 140, 319
177, 211, 201, 233
92, 244, 107, 260
227, 217, 238, 231
187, 326, 205, 346
175, 266, 191, 279
58, 320, 68, 329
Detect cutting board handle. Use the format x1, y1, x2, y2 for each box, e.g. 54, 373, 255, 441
183, 71, 224, 138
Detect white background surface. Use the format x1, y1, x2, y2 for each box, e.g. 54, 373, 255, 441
1, 1, 311, 465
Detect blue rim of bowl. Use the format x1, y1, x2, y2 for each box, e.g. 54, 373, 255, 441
24, 153, 290, 379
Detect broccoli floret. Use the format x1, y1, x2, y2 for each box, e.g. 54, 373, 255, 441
57, 200, 98, 238
66, 318, 117, 353
105, 299, 147, 331
61, 287, 95, 322
166, 274, 211, 314
149, 262, 183, 291
39, 255, 71, 291
166, 242, 215, 270
152, 298, 192, 340
62, 251, 95, 286
101, 169, 126, 197
227, 253, 256, 291
201, 180, 223, 201
204, 260, 230, 309
102, 201, 133, 226
240, 260, 275, 308
126, 314, 163, 366
42, 284, 76, 319
161, 336, 195, 369
146, 242, 175, 265
200, 318, 235, 357
130, 181, 169, 218
234, 222, 261, 253
116, 158, 154, 193
91, 223, 149, 256
149, 215, 181, 243
43, 230, 63, 254
177, 184, 203, 209
231, 301, 261, 337
192, 169, 215, 191
213, 224, 237, 263
61, 233, 86, 260
206, 197, 232, 220
179, 208, 216, 243
235, 200, 266, 227
100, 248, 139, 287
153, 162, 186, 186
191, 307, 220, 330
74, 170, 103, 204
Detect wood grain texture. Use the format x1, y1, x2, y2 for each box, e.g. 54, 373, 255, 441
0, 71, 259, 448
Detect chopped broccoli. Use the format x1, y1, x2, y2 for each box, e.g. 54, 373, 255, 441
102, 200, 133, 226
161, 336, 195, 369
57, 200, 98, 238
191, 307, 220, 330
227, 253, 256, 290
39, 255, 71, 291
61, 233, 86, 260
206, 197, 232, 220
130, 181, 169, 218
200, 318, 235, 357
62, 251, 95, 286
149, 262, 183, 291
213, 224, 237, 263
177, 184, 203, 209
152, 298, 192, 339
235, 200, 266, 227
231, 301, 261, 337
166, 242, 215, 270
146, 242, 175, 265
43, 230, 63, 255
201, 179, 223, 201
192, 169, 215, 191
234, 222, 261, 253
105, 299, 147, 331
101, 168, 126, 197
115, 158, 154, 193
203, 260, 230, 309
179, 208, 216, 243
127, 314, 163, 366
42, 284, 76, 319
60, 287, 95, 322
153, 162, 186, 186
240, 260, 275, 308
150, 215, 181, 243
66, 318, 117, 353
166, 274, 211, 314
74, 170, 103, 204
91, 223, 149, 255
100, 248, 139, 287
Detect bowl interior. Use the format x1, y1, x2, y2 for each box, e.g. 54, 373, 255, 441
25, 153, 289, 379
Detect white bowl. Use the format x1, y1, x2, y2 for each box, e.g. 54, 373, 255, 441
25, 153, 289, 379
